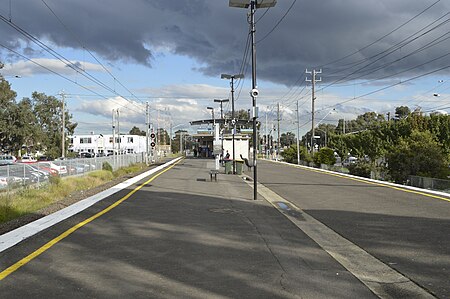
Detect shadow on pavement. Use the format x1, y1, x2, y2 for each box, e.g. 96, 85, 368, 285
0, 190, 377, 298
305, 209, 450, 299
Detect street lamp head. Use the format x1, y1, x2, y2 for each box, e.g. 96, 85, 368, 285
221, 73, 244, 80
229, 0, 277, 8
433, 93, 440, 97
207, 107, 214, 110
214, 98, 229, 103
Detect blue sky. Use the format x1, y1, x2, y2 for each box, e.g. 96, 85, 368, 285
1, 0, 449, 137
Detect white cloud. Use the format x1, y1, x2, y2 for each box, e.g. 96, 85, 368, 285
2, 58, 105, 77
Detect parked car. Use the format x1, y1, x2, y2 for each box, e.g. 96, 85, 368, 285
0, 155, 17, 166
37, 162, 68, 175
343, 156, 358, 167
38, 156, 53, 161
33, 164, 58, 176
18, 155, 37, 163
79, 152, 95, 158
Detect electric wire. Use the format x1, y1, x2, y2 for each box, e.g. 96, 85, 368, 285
0, 42, 145, 116
0, 13, 145, 114
256, 0, 297, 44
40, 0, 144, 105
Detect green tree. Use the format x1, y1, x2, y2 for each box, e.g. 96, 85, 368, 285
129, 126, 145, 136
280, 144, 297, 163
32, 92, 77, 158
224, 109, 250, 120
395, 106, 411, 120
386, 130, 448, 183
314, 147, 336, 165
0, 76, 18, 153
280, 131, 296, 147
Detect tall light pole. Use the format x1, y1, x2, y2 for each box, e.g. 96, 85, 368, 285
229, 0, 277, 200
214, 98, 229, 159
296, 100, 300, 165
221, 73, 243, 174
214, 98, 229, 119
207, 107, 215, 124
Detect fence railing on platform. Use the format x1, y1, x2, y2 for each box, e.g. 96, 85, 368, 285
0, 153, 145, 192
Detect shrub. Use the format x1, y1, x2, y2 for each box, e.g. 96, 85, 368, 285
102, 161, 113, 172
314, 147, 337, 165
348, 162, 373, 178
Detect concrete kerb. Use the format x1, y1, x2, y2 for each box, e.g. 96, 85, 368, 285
262, 159, 450, 201
0, 157, 183, 253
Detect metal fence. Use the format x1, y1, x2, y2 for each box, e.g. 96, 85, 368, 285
0, 153, 145, 191
408, 175, 450, 193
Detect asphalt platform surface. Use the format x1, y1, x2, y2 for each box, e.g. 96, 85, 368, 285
0, 158, 380, 298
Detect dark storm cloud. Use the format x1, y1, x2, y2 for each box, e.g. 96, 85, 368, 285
1, 0, 449, 85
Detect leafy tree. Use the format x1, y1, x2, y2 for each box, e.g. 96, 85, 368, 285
314, 147, 336, 165
328, 134, 348, 160
224, 109, 250, 120
171, 130, 189, 153
386, 130, 448, 183
157, 128, 170, 145
32, 92, 77, 158
129, 126, 145, 136
280, 131, 296, 147
280, 145, 297, 163
10, 98, 40, 155
395, 106, 411, 120
0, 77, 18, 153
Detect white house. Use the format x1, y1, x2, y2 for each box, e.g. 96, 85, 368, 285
68, 134, 147, 155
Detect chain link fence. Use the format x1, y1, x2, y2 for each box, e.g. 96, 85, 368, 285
0, 153, 145, 191
408, 175, 450, 194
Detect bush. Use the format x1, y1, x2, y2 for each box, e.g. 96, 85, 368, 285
348, 162, 373, 178
102, 161, 113, 172
314, 147, 336, 166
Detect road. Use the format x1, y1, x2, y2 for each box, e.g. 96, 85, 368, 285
255, 160, 450, 299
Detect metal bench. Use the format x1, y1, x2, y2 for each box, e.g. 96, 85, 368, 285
209, 169, 219, 181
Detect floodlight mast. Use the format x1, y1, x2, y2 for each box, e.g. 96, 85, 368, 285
221, 73, 243, 175
228, 0, 277, 200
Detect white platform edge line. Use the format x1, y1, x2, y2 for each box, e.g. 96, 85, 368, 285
263, 159, 450, 199
0, 157, 182, 253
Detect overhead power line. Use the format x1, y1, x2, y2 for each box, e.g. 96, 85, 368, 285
40, 0, 143, 105
317, 0, 442, 69
256, 0, 297, 44
0, 42, 145, 116
0, 13, 145, 114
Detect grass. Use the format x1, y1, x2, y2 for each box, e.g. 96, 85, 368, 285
0, 163, 147, 225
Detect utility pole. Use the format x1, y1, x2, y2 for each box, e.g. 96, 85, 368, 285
112, 109, 116, 167
306, 69, 322, 154
265, 107, 268, 159
117, 109, 120, 167
277, 103, 280, 161
296, 100, 300, 165
169, 122, 172, 154
157, 109, 160, 161
145, 102, 149, 165
60, 91, 66, 158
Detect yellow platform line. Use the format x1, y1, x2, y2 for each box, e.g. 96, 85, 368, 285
0, 159, 183, 281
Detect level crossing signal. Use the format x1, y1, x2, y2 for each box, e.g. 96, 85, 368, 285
150, 132, 156, 148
